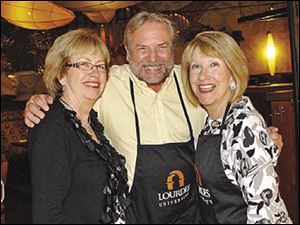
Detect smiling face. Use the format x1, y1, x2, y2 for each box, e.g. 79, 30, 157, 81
126, 22, 174, 91
189, 48, 234, 118
60, 51, 107, 105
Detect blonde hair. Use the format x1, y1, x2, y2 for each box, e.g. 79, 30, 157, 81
182, 31, 249, 106
124, 11, 177, 50
44, 28, 110, 97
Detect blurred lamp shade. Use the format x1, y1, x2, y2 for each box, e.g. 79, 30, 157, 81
53, 1, 141, 12
1, 1, 75, 30
83, 10, 115, 23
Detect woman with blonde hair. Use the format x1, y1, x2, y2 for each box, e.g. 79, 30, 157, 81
182, 31, 292, 224
28, 28, 130, 224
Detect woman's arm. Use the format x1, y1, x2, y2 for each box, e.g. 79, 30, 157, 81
28, 122, 71, 224
230, 117, 292, 224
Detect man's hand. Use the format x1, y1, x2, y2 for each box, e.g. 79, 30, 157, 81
24, 94, 53, 128
268, 126, 283, 154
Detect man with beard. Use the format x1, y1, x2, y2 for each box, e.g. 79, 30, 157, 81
97, 12, 207, 223
24, 12, 282, 224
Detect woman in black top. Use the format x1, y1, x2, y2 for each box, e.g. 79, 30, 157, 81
28, 28, 130, 224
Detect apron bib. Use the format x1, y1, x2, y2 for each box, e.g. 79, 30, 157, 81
126, 73, 199, 224
195, 105, 247, 224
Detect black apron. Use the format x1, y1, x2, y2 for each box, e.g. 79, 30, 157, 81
195, 105, 247, 224
126, 73, 199, 224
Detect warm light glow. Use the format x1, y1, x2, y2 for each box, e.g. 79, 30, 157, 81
1, 1, 75, 30
83, 10, 115, 23
266, 32, 276, 76
53, 1, 141, 12
168, 13, 190, 32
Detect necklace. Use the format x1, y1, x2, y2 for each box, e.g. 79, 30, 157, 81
59, 98, 93, 135
60, 100, 130, 223
81, 117, 93, 135
81, 116, 91, 127
83, 123, 95, 139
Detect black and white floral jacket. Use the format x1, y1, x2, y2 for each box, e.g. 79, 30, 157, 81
201, 96, 292, 224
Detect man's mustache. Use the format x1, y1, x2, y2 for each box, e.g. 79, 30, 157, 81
141, 61, 174, 67
142, 63, 164, 67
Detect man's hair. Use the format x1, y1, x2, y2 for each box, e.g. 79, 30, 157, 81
123, 11, 177, 49
44, 28, 110, 97
182, 31, 249, 106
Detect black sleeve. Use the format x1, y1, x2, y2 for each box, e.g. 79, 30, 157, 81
28, 121, 72, 224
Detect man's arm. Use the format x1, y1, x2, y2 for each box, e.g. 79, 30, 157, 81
267, 126, 283, 155
23, 95, 283, 153
24, 94, 54, 128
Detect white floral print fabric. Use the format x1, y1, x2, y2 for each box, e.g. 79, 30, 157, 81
201, 96, 292, 224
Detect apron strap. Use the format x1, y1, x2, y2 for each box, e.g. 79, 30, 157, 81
220, 104, 231, 134
173, 72, 194, 140
129, 72, 194, 146
130, 79, 141, 146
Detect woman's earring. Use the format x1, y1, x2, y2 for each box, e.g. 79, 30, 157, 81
229, 81, 236, 90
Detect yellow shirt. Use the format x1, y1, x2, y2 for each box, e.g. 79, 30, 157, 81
94, 64, 207, 188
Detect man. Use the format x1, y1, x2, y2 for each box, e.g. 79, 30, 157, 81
24, 12, 282, 224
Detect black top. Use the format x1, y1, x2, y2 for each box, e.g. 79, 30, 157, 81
28, 99, 127, 224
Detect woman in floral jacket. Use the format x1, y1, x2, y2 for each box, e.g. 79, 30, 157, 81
182, 31, 292, 224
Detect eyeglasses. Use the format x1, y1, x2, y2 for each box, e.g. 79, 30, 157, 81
65, 62, 107, 73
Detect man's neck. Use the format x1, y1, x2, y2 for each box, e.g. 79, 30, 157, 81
147, 82, 164, 92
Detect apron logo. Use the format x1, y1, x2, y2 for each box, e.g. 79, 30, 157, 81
166, 170, 185, 190
158, 170, 191, 208
194, 165, 213, 205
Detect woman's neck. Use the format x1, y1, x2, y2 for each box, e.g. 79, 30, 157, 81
206, 99, 230, 120
205, 90, 233, 120
207, 106, 226, 120
60, 96, 93, 124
